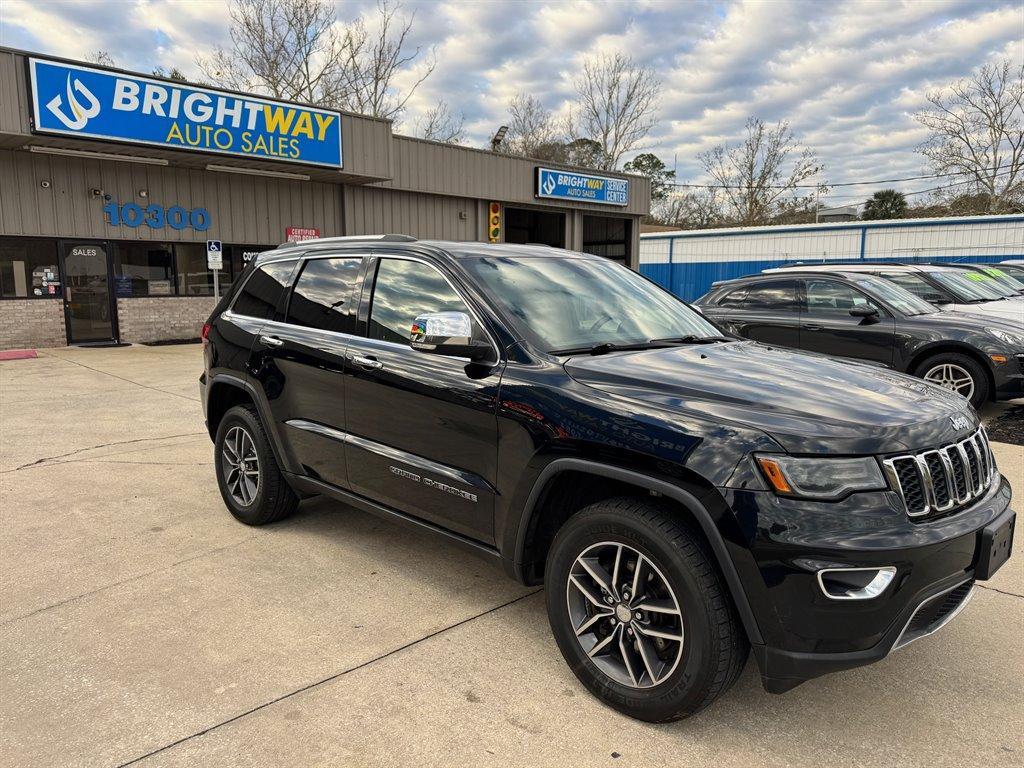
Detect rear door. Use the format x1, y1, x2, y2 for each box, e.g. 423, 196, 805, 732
799, 278, 895, 367
342, 253, 504, 543
255, 253, 365, 489
706, 279, 802, 347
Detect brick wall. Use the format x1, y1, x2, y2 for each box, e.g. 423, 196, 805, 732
0, 300, 66, 349
116, 297, 217, 344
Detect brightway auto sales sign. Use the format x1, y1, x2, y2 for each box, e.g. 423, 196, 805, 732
28, 57, 343, 168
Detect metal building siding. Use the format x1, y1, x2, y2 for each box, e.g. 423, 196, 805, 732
339, 113, 393, 180
0, 50, 30, 139
344, 185, 477, 241
383, 136, 650, 215
0, 148, 342, 242
639, 216, 1024, 301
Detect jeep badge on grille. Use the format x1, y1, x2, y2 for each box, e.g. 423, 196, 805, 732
950, 414, 971, 431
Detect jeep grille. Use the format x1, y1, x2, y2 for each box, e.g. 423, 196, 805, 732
883, 428, 997, 518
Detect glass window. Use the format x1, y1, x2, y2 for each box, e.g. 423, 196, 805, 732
926, 270, 1003, 302
232, 261, 296, 320
877, 272, 951, 303
225, 244, 271, 292
112, 242, 174, 297
740, 281, 800, 311
461, 255, 723, 352
0, 237, 60, 298
849, 275, 935, 316
175, 243, 214, 296
286, 257, 361, 334
718, 287, 748, 307
805, 279, 882, 314
369, 258, 471, 346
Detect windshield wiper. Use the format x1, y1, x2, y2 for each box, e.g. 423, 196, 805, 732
550, 341, 668, 356
650, 335, 732, 344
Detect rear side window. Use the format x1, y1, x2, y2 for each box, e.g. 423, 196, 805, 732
232, 261, 296, 320
368, 258, 473, 345
739, 281, 800, 311
286, 257, 361, 334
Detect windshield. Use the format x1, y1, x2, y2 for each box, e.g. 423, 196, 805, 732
995, 264, 1024, 287
977, 267, 1024, 295
927, 270, 1004, 301
848, 275, 936, 316
462, 255, 723, 352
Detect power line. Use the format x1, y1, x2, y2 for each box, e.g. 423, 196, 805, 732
665, 163, 1015, 191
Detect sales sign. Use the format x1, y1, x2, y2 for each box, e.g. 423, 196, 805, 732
28, 57, 343, 167
536, 167, 629, 206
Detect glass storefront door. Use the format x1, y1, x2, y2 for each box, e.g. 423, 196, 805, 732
60, 241, 117, 343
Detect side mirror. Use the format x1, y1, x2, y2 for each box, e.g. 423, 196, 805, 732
849, 305, 879, 323
410, 311, 493, 361
924, 293, 949, 304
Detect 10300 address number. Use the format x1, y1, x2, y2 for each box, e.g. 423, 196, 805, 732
102, 201, 211, 231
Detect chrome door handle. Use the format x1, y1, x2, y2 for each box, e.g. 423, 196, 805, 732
351, 355, 383, 370
804, 325, 822, 331
259, 335, 284, 347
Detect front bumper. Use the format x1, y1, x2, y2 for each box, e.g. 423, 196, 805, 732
992, 354, 1024, 400
720, 476, 1014, 693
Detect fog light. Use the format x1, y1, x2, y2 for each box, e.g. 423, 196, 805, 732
817, 567, 896, 600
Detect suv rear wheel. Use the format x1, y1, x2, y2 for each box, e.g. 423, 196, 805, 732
545, 497, 748, 722
915, 352, 989, 408
214, 404, 298, 525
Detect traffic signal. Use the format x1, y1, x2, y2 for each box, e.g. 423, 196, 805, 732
488, 202, 501, 242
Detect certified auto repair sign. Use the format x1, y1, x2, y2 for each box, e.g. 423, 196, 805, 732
28, 57, 343, 167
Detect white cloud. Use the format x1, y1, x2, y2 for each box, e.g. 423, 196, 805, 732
2, 0, 1021, 200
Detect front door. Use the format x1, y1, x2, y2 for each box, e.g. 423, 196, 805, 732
343, 254, 503, 544
60, 241, 117, 343
799, 278, 895, 367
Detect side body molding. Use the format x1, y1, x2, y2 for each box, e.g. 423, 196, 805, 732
511, 458, 764, 647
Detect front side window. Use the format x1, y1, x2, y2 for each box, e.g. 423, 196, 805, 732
287, 257, 361, 334
461, 255, 722, 352
0, 237, 60, 299
718, 287, 748, 307
740, 281, 800, 311
113, 242, 174, 297
368, 258, 473, 346
805, 279, 882, 314
850, 275, 935, 316
232, 261, 296, 320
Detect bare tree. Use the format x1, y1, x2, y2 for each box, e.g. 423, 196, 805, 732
196, 0, 433, 121
414, 100, 465, 144
87, 51, 116, 67
338, 0, 436, 121
568, 52, 660, 170
914, 59, 1024, 213
501, 93, 561, 157
699, 117, 822, 226
657, 188, 724, 229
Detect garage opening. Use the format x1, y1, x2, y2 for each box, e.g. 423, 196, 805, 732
582, 216, 631, 266
504, 208, 565, 247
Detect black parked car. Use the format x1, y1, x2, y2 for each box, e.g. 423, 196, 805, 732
201, 238, 1015, 721
696, 271, 1024, 407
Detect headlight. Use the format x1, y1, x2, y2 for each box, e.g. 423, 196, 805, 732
755, 454, 886, 500
986, 327, 1024, 348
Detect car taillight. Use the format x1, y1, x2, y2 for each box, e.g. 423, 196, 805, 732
201, 322, 211, 348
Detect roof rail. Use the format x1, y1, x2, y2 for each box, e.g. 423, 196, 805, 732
278, 234, 418, 247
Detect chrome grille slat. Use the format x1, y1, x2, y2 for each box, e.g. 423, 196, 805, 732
883, 427, 997, 519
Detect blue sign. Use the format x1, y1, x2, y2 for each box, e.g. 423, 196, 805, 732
536, 167, 629, 206
29, 58, 343, 168
101, 201, 210, 231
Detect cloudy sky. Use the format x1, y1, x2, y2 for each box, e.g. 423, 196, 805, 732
2, 0, 1022, 205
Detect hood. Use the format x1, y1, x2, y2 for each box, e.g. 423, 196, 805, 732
564, 341, 977, 455
946, 299, 1024, 323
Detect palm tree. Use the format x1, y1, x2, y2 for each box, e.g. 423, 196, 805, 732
863, 189, 908, 220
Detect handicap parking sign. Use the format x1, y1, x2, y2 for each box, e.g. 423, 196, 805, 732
206, 240, 223, 269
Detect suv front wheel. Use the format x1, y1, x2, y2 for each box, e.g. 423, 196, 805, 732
214, 404, 298, 525
915, 352, 989, 408
545, 497, 748, 722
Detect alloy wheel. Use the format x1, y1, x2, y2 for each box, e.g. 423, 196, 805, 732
566, 541, 684, 689
222, 425, 260, 506
923, 363, 975, 400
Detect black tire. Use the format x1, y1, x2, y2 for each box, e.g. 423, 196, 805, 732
545, 497, 748, 722
214, 404, 298, 525
913, 352, 989, 408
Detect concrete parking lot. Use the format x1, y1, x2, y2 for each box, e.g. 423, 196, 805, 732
1, 344, 1022, 768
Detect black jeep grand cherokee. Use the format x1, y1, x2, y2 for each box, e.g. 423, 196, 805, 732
200, 236, 1015, 722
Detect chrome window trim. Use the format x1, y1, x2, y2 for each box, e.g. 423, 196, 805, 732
892, 579, 975, 652
882, 427, 996, 518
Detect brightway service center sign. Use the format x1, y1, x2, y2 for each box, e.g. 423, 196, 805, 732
28, 58, 343, 168
536, 167, 629, 206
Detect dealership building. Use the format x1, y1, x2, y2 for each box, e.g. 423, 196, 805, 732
0, 48, 650, 349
